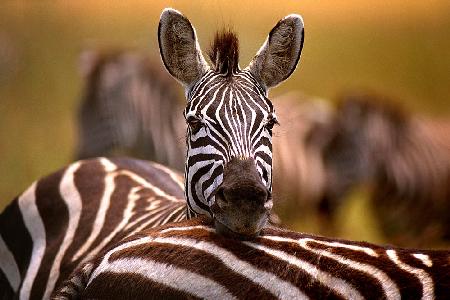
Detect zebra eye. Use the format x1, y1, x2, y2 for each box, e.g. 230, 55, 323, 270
265, 115, 279, 131
186, 116, 203, 133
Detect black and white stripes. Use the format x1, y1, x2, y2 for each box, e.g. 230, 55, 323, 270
0, 157, 186, 299
183, 70, 275, 216
158, 8, 305, 236
55, 217, 450, 300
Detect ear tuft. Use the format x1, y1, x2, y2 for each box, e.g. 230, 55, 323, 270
246, 14, 304, 90
158, 8, 209, 89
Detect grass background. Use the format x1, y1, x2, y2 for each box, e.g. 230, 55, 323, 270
1, 0, 449, 244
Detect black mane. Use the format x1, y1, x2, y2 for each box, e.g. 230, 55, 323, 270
208, 29, 240, 77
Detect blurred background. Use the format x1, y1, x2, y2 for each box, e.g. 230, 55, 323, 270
1, 1, 449, 244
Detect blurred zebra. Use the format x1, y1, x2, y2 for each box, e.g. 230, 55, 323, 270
53, 217, 450, 300
270, 93, 332, 220
317, 90, 450, 246
0, 157, 186, 299
76, 48, 186, 170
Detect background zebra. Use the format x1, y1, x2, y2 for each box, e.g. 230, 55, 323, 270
0, 158, 186, 299
54, 217, 450, 300
76, 48, 186, 170
316, 90, 450, 246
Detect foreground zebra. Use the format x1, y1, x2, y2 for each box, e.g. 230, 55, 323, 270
0, 158, 186, 299
54, 217, 450, 300
1, 8, 304, 298
156, 8, 304, 237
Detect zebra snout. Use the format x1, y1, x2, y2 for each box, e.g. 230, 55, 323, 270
211, 157, 272, 238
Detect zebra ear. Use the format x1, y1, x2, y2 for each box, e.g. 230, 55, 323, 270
158, 8, 209, 89
79, 49, 99, 78
246, 14, 304, 90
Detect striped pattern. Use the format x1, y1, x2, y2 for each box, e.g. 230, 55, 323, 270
76, 49, 186, 170
319, 91, 450, 246
183, 69, 275, 216
54, 217, 450, 300
74, 51, 275, 217
157, 8, 305, 234
0, 157, 186, 299
74, 50, 333, 222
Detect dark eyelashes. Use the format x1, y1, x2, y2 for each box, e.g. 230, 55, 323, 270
186, 115, 203, 134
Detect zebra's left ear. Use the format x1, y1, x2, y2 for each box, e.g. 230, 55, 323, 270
246, 14, 304, 90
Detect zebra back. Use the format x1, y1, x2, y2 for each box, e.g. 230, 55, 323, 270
0, 157, 186, 299
54, 217, 450, 300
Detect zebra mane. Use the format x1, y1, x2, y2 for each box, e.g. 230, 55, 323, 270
208, 29, 240, 77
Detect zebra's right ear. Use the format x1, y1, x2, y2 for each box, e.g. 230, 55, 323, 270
158, 8, 209, 89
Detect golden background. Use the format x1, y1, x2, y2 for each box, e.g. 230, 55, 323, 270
1, 0, 449, 243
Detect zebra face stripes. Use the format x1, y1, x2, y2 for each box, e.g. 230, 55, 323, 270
184, 71, 276, 237
158, 8, 304, 237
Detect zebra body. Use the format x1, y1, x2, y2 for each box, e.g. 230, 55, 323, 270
0, 157, 186, 299
55, 217, 450, 300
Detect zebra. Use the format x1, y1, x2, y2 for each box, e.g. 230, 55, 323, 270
76, 48, 186, 170
157, 8, 304, 237
1, 8, 304, 298
0, 157, 187, 299
315, 90, 450, 246
53, 217, 450, 300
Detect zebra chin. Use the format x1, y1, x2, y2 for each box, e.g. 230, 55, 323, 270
212, 210, 270, 240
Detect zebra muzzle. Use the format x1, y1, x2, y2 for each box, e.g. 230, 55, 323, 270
211, 158, 272, 238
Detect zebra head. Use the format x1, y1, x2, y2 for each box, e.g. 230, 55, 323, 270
158, 8, 304, 238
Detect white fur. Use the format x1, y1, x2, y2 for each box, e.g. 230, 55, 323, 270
18, 182, 45, 300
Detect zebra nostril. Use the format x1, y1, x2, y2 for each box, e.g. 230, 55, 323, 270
215, 188, 229, 208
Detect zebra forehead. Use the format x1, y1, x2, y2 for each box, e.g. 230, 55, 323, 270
187, 74, 273, 113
